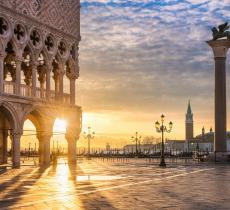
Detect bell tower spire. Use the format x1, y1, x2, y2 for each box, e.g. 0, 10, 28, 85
185, 100, 194, 140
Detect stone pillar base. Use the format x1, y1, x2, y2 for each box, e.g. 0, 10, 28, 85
40, 162, 50, 167
37, 132, 52, 166
68, 143, 77, 165
12, 162, 20, 168
12, 132, 21, 169
68, 159, 76, 165
66, 137, 77, 165
214, 152, 230, 162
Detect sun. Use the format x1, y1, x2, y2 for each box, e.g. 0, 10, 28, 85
53, 118, 67, 133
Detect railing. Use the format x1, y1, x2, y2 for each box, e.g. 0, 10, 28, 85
3, 81, 15, 95
63, 93, 70, 104
3, 81, 71, 104
35, 87, 40, 98
20, 84, 32, 97
50, 90, 56, 102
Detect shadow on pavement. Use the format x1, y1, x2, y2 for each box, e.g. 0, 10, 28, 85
0, 159, 117, 210
0, 165, 48, 209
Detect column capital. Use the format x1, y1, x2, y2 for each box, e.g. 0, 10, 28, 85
65, 132, 79, 143
15, 56, 23, 63
59, 70, 65, 77
57, 60, 66, 72
11, 131, 22, 139
31, 60, 39, 67
37, 133, 52, 142
207, 39, 230, 58
0, 51, 6, 59
67, 73, 78, 80
46, 65, 53, 73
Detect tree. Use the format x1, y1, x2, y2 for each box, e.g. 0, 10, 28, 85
142, 136, 159, 144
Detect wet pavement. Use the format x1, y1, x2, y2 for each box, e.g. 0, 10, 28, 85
0, 158, 230, 209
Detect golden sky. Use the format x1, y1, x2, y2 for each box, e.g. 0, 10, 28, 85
22, 0, 230, 149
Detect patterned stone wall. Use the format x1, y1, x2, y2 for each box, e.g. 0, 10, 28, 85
0, 0, 80, 38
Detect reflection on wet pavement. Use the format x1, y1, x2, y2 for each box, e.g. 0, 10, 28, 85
0, 158, 230, 209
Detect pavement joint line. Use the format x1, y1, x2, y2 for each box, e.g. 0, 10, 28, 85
2, 168, 214, 208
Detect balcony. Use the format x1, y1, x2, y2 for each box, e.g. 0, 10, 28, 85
3, 81, 70, 104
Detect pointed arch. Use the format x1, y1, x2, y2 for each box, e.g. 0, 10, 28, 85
0, 102, 20, 132
23, 43, 35, 63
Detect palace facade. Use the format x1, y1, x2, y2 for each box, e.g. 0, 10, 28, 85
0, 0, 81, 168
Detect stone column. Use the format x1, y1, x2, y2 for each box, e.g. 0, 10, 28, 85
40, 81, 45, 98
67, 138, 77, 164
46, 68, 51, 99
15, 57, 22, 95
69, 75, 76, 105
2, 128, 8, 163
54, 74, 59, 101
38, 133, 51, 165
66, 132, 77, 164
207, 39, 230, 153
59, 71, 64, 102
32, 63, 37, 97
38, 139, 44, 164
12, 132, 21, 168
43, 134, 51, 165
0, 52, 5, 93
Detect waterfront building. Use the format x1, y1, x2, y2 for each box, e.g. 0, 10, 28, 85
0, 0, 81, 167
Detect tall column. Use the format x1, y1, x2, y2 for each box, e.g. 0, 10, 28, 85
66, 132, 77, 164
207, 40, 230, 153
32, 63, 37, 97
12, 132, 21, 168
0, 52, 5, 93
59, 71, 64, 102
46, 68, 51, 99
70, 76, 76, 105
68, 138, 77, 164
38, 139, 44, 164
38, 133, 51, 165
2, 127, 8, 163
43, 134, 51, 165
54, 74, 59, 101
40, 81, 45, 98
15, 57, 22, 95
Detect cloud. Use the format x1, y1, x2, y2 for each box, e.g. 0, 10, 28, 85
77, 0, 230, 138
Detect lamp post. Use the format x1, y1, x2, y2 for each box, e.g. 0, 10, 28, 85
83, 126, 95, 159
131, 132, 141, 156
155, 114, 173, 167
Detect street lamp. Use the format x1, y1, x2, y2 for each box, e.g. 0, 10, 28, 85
131, 132, 141, 156
155, 114, 173, 167
83, 126, 95, 159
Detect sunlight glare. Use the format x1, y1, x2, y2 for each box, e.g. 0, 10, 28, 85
53, 118, 67, 133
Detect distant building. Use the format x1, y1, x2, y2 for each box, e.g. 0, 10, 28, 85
193, 129, 230, 152
185, 100, 194, 140
123, 101, 230, 153
165, 140, 185, 152
123, 144, 161, 154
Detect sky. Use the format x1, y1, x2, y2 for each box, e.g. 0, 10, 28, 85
20, 0, 230, 149
74, 0, 230, 145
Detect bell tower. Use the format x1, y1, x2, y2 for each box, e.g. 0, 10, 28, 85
185, 100, 194, 140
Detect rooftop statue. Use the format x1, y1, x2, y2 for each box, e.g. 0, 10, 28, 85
212, 22, 230, 40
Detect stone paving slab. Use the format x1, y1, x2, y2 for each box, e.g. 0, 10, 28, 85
0, 158, 230, 209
